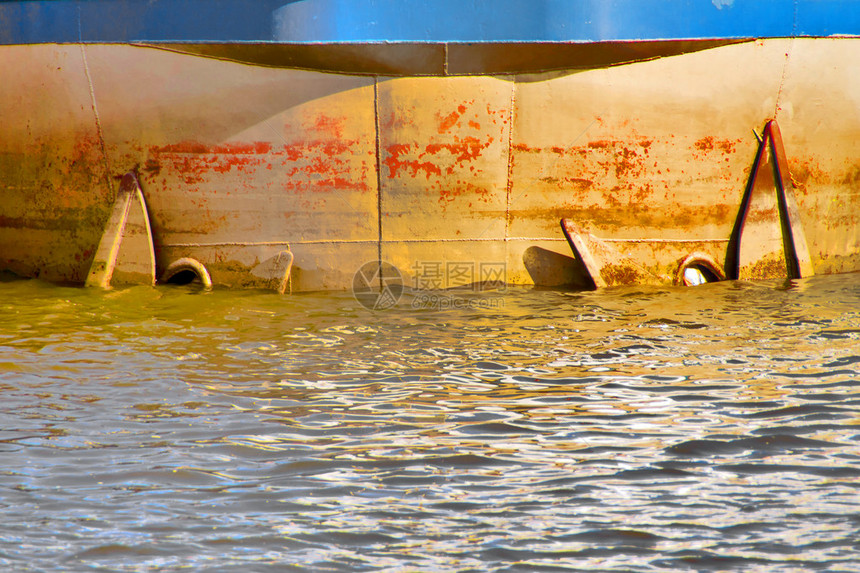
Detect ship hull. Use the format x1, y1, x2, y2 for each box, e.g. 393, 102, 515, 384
2, 38, 859, 291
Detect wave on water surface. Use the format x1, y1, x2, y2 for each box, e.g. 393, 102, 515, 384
1, 273, 859, 571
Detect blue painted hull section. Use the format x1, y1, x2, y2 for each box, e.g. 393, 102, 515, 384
0, 0, 858, 45
274, 0, 858, 43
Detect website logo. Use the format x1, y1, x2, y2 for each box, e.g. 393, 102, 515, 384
352, 260, 404, 310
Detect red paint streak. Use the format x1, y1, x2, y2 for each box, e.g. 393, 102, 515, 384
437, 104, 471, 133
149, 138, 370, 193
384, 135, 489, 180
155, 141, 211, 154
438, 181, 492, 206
438, 110, 461, 133
423, 136, 486, 163
311, 114, 345, 139
153, 141, 272, 155
383, 143, 442, 180
613, 146, 641, 179
282, 144, 303, 162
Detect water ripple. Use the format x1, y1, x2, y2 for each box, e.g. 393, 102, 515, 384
0, 274, 859, 571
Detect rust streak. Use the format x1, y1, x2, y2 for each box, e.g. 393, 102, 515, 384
437, 104, 467, 133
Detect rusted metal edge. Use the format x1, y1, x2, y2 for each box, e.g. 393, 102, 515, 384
160, 237, 571, 248
768, 121, 815, 278
560, 219, 667, 289
724, 126, 767, 280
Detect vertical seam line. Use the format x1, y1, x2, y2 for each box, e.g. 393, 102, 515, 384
774, 0, 798, 119
78, 7, 112, 195
374, 77, 383, 265
504, 81, 517, 244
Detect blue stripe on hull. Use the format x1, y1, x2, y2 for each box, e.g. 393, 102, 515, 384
0, 0, 858, 44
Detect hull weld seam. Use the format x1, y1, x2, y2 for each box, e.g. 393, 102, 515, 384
374, 76, 383, 264
161, 237, 571, 248
504, 82, 516, 250
77, 8, 112, 195
601, 238, 730, 243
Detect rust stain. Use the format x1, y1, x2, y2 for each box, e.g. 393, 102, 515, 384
143, 158, 161, 176
437, 104, 468, 133
612, 145, 642, 179
841, 164, 860, 186
154, 141, 273, 155
438, 181, 492, 205
600, 262, 647, 286
567, 178, 595, 191
149, 136, 370, 194
438, 111, 459, 132
0, 131, 114, 283
717, 140, 736, 154
155, 141, 210, 154
669, 203, 733, 228
509, 129, 749, 238
383, 143, 441, 179
512, 143, 538, 153
310, 114, 345, 139
383, 135, 491, 180
742, 252, 788, 280
786, 156, 835, 196
424, 136, 487, 163
744, 206, 780, 224
694, 136, 715, 152
73, 247, 94, 263
693, 136, 740, 159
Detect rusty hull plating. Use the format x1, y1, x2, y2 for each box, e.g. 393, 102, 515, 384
1, 35, 859, 292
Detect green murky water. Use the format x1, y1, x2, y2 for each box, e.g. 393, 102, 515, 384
1, 274, 859, 572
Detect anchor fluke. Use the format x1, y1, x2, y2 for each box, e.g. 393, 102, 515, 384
725, 120, 814, 281
85, 171, 156, 289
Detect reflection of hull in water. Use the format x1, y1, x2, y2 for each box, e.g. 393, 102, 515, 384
1, 2, 859, 292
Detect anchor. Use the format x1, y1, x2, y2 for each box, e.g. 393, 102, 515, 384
85, 170, 294, 293
85, 171, 156, 288
561, 119, 813, 289
724, 119, 814, 280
